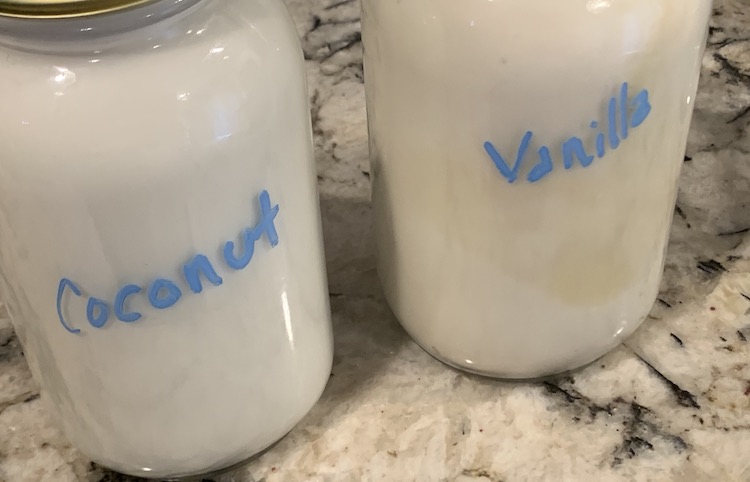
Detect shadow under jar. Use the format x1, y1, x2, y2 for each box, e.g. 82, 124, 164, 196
0, 0, 332, 478
361, 0, 712, 379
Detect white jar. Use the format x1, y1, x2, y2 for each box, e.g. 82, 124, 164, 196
362, 0, 711, 379
0, 0, 332, 478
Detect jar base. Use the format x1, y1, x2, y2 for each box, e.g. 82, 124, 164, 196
379, 269, 638, 380
94, 429, 289, 481
413, 337, 618, 382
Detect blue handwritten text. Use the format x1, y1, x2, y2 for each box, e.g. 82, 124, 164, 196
56, 190, 280, 334
483, 82, 652, 184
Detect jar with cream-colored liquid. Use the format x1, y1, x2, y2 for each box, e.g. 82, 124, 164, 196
362, 0, 712, 379
0, 0, 332, 478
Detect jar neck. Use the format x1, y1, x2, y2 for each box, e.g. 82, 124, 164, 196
0, 0, 205, 52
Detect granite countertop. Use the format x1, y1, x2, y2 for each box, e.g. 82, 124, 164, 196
1, 1, 750, 481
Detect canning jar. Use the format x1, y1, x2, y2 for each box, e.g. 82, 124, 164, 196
362, 0, 711, 379
0, 0, 332, 478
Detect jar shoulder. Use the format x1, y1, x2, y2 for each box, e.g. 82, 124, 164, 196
362, 0, 712, 45
0, 0, 306, 133
0, 0, 303, 100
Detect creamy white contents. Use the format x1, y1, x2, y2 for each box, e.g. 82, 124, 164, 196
363, 0, 711, 378
0, 0, 332, 477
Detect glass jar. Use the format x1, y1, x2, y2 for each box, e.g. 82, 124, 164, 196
362, 0, 711, 379
0, 0, 332, 478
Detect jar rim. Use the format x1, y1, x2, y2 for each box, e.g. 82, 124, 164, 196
0, 0, 157, 18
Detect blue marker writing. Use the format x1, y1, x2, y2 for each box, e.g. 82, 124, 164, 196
87, 297, 109, 328
225, 190, 280, 270
484, 131, 533, 184
630, 89, 651, 128
562, 137, 594, 170
528, 146, 554, 183
57, 189, 281, 334
183, 254, 223, 294
608, 96, 620, 150
148, 279, 182, 310
484, 82, 652, 184
114, 284, 142, 323
57, 278, 82, 334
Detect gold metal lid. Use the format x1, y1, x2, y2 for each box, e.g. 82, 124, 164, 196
0, 0, 156, 18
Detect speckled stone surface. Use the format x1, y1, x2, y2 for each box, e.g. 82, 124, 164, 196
1, 1, 750, 481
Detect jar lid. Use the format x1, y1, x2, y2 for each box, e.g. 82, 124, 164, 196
0, 0, 155, 18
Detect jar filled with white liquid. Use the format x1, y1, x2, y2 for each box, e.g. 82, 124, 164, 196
0, 0, 333, 478
362, 0, 711, 379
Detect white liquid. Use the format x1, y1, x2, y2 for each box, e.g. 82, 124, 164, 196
363, 0, 711, 378
0, 0, 332, 478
